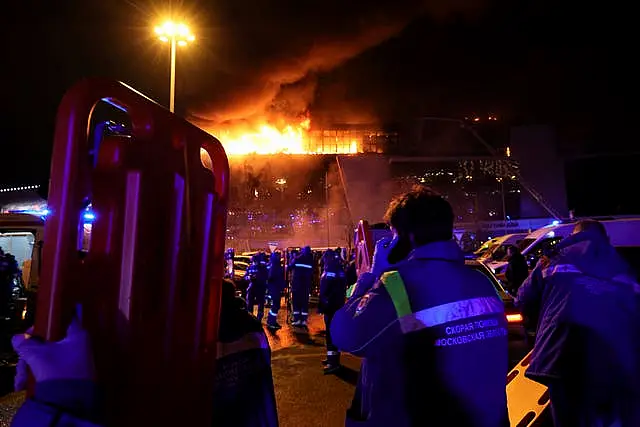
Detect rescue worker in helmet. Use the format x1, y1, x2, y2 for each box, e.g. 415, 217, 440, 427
319, 248, 347, 374
266, 252, 286, 330
332, 186, 509, 427
288, 246, 314, 327
245, 252, 269, 322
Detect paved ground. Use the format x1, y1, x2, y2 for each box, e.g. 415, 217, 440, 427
263, 307, 359, 427
264, 307, 531, 427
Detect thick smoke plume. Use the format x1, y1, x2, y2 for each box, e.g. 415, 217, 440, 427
188, 0, 485, 127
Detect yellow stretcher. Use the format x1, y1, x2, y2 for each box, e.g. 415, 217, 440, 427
507, 351, 550, 426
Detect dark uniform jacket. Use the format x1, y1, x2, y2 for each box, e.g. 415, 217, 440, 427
332, 240, 509, 427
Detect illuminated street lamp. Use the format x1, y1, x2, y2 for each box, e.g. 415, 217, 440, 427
154, 20, 196, 113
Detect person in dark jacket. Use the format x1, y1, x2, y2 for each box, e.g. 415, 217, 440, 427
266, 252, 285, 330
331, 187, 509, 427
319, 249, 347, 374
245, 252, 269, 322
516, 220, 640, 427
504, 245, 529, 295
11, 306, 104, 427
213, 279, 279, 427
288, 246, 314, 327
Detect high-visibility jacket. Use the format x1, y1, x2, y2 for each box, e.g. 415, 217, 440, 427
332, 240, 509, 427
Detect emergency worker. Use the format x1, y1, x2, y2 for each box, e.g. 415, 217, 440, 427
245, 252, 269, 321
516, 220, 640, 427
213, 279, 279, 426
331, 186, 509, 427
284, 249, 298, 315
319, 249, 347, 374
504, 245, 528, 295
285, 249, 298, 287
288, 246, 313, 327
266, 252, 286, 330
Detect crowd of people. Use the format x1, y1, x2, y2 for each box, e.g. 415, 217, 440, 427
242, 242, 356, 374
7, 186, 640, 426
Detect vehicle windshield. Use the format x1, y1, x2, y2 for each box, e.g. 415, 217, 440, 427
490, 245, 510, 262
474, 239, 498, 256
524, 236, 563, 268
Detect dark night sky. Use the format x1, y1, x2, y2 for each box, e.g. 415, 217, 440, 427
1, 1, 638, 212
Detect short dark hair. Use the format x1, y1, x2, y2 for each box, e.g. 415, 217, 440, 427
384, 186, 454, 246
573, 220, 607, 237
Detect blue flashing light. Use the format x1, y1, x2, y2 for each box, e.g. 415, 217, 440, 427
83, 211, 96, 221
544, 219, 562, 228
7, 209, 49, 218
101, 97, 127, 113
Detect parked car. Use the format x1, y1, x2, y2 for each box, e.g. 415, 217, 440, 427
486, 218, 640, 275
465, 260, 526, 339
232, 261, 250, 298
475, 233, 527, 262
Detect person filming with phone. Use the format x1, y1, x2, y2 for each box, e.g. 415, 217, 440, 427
331, 186, 509, 427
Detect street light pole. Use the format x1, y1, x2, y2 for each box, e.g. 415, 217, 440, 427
154, 20, 195, 114
169, 37, 177, 113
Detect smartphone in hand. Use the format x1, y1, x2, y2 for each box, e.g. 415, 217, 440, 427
387, 235, 412, 265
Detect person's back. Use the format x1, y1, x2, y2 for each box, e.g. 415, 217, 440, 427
321, 254, 346, 305
291, 250, 314, 283
334, 242, 509, 426
505, 246, 529, 294
266, 252, 286, 329
290, 247, 315, 326
517, 222, 640, 426
332, 187, 509, 427
213, 280, 278, 427
251, 253, 269, 285
268, 255, 285, 287
401, 243, 508, 426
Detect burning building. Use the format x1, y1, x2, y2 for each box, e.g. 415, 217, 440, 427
205, 120, 394, 156
203, 117, 567, 252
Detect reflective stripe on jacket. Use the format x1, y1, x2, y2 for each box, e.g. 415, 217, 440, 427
332, 240, 509, 427
214, 309, 278, 427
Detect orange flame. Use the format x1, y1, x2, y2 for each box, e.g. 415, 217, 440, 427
206, 117, 360, 156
